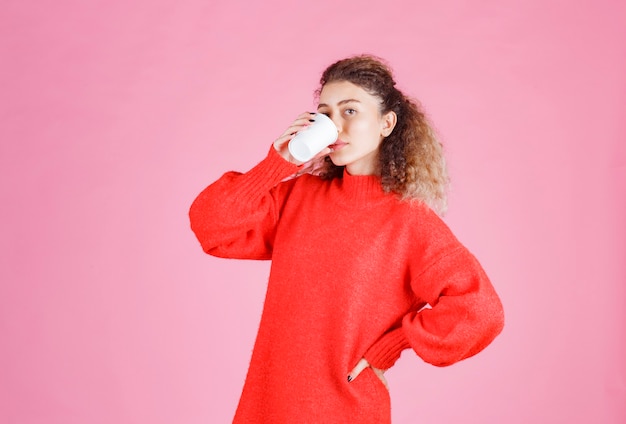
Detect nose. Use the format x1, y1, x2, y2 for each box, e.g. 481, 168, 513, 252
329, 115, 342, 133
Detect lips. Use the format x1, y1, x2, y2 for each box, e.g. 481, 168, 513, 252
329, 139, 347, 151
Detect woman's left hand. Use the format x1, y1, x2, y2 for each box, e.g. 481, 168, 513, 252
348, 358, 388, 390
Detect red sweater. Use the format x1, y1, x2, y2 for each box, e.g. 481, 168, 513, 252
189, 148, 504, 423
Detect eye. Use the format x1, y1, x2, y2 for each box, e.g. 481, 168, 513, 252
344, 108, 356, 116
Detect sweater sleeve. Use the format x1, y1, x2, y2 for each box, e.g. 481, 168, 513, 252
189, 147, 301, 260
364, 220, 504, 370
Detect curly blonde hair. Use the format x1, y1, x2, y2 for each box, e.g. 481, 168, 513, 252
312, 55, 449, 215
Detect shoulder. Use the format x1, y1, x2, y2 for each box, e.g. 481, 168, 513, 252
395, 197, 447, 225
393, 198, 460, 247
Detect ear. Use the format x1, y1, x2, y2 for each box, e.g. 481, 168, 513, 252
380, 111, 397, 137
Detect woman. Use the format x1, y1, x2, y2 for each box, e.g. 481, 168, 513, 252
189, 55, 504, 423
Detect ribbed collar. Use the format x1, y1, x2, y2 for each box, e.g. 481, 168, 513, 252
334, 169, 392, 207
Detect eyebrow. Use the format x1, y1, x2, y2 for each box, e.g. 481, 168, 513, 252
317, 99, 361, 108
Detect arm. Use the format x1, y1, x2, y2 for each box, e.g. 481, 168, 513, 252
189, 147, 300, 260
364, 234, 504, 370
189, 112, 333, 260
404, 246, 504, 366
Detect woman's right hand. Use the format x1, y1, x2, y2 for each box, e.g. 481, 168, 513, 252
273, 112, 331, 166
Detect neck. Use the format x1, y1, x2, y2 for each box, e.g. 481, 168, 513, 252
345, 159, 380, 176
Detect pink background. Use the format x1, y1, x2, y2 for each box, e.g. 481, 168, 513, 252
1, 0, 625, 423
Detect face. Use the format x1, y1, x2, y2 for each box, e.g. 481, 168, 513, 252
317, 81, 396, 176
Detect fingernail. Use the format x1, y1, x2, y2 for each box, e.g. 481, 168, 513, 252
347, 375, 353, 383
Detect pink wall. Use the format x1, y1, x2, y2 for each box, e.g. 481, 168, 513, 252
1, 0, 624, 423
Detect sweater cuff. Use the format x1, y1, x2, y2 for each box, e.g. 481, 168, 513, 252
236, 146, 301, 199
363, 328, 412, 370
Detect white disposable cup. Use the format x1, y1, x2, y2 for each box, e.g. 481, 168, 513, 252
288, 113, 338, 162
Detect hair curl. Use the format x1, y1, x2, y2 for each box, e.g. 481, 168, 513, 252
312, 55, 449, 215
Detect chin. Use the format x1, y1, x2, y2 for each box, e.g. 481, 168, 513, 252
328, 152, 348, 167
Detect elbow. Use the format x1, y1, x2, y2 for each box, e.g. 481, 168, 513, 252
188, 203, 214, 254
462, 299, 505, 362
484, 289, 505, 342
188, 196, 205, 236
417, 302, 505, 368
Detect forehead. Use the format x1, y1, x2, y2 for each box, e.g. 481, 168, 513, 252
318, 80, 380, 106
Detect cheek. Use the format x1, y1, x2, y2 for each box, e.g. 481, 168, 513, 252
349, 117, 380, 139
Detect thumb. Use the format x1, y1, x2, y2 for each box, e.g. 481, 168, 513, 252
347, 358, 370, 383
